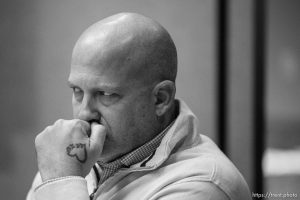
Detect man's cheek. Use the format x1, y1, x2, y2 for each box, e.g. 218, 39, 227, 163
71, 103, 80, 118
73, 109, 80, 119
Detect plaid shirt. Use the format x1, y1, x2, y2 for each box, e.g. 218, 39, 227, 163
96, 121, 174, 185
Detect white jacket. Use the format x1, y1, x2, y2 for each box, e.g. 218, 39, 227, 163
27, 100, 251, 200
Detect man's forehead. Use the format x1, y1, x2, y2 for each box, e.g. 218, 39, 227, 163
71, 30, 142, 80
70, 56, 140, 81
70, 41, 149, 88
68, 69, 126, 91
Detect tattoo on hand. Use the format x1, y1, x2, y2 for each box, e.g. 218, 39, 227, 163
66, 143, 87, 163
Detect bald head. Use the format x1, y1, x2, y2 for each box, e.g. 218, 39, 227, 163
71, 12, 177, 84
69, 13, 178, 161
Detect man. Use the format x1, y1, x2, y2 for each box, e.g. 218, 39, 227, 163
27, 13, 251, 200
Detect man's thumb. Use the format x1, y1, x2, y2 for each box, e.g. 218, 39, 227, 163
90, 122, 107, 152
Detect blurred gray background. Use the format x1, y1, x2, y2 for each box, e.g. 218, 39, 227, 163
0, 0, 299, 199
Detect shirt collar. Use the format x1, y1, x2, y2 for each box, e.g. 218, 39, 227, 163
98, 121, 175, 168
96, 120, 175, 183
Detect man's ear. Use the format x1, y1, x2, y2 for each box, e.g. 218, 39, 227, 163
153, 80, 176, 116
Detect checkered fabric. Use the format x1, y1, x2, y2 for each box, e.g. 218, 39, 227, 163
97, 121, 174, 184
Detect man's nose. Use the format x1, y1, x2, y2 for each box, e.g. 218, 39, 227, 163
77, 96, 100, 123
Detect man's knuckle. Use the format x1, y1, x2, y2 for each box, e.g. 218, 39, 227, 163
55, 119, 64, 124
44, 125, 52, 132
72, 120, 79, 127
72, 119, 84, 128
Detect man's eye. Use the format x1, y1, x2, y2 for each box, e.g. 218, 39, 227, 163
97, 91, 119, 106
73, 88, 81, 93
73, 87, 83, 95
103, 91, 113, 96
72, 87, 83, 101
97, 91, 114, 96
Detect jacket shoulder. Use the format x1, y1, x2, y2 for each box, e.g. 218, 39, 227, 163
161, 135, 251, 200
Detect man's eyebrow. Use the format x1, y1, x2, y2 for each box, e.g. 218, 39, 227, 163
94, 84, 123, 92
67, 80, 123, 92
67, 80, 76, 88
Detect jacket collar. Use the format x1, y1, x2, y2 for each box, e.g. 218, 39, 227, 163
134, 99, 202, 168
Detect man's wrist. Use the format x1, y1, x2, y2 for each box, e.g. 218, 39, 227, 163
35, 176, 85, 191
34, 176, 89, 200
40, 167, 84, 182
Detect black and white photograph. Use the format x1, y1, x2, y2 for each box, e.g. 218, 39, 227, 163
0, 0, 299, 199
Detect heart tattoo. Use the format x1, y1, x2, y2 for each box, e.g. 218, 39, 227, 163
66, 143, 87, 163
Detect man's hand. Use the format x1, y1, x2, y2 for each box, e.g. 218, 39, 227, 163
35, 119, 106, 182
